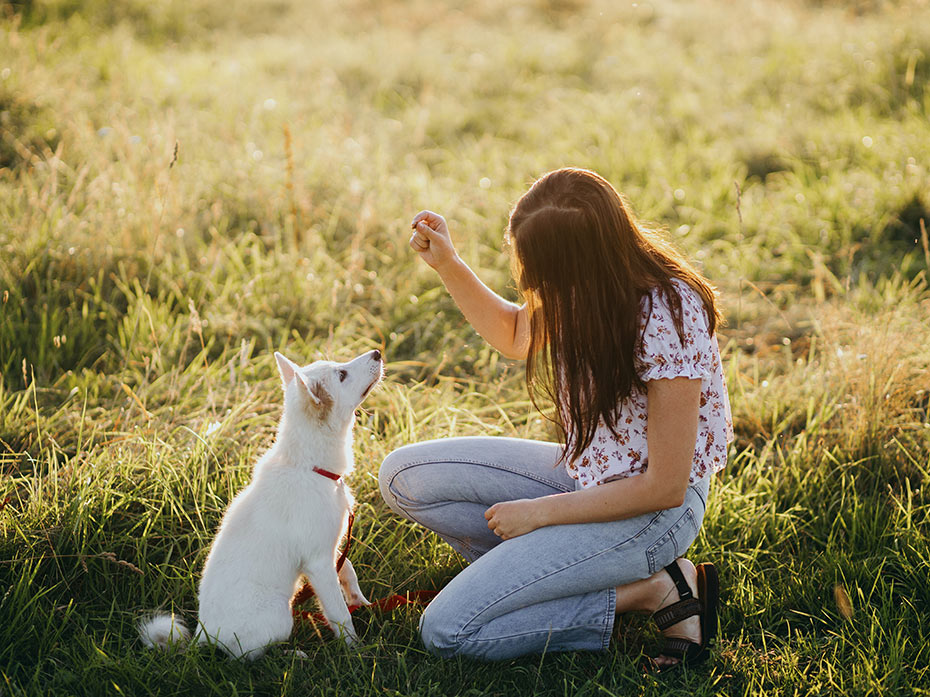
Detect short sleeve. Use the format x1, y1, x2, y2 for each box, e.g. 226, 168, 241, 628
635, 281, 714, 382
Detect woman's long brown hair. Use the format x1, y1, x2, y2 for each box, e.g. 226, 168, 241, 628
507, 168, 722, 464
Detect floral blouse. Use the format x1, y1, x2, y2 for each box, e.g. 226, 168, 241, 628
565, 279, 733, 488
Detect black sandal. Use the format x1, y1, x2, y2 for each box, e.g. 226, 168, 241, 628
648, 561, 719, 670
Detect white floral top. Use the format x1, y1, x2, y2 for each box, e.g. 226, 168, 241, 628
565, 279, 733, 488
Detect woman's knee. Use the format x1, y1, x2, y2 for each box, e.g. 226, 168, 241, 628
378, 444, 426, 516
419, 597, 467, 658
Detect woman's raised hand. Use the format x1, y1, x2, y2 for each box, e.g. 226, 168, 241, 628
409, 210, 458, 271
408, 208, 528, 359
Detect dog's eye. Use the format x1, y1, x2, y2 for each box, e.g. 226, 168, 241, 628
338, 369, 348, 382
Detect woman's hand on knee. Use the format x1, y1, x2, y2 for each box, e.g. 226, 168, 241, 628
484, 499, 545, 540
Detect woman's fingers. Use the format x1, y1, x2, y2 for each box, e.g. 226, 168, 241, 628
409, 222, 430, 252
411, 210, 447, 238
410, 212, 430, 231
485, 504, 504, 537
409, 233, 428, 252
490, 524, 507, 540
485, 507, 495, 530
414, 221, 432, 243
411, 210, 439, 229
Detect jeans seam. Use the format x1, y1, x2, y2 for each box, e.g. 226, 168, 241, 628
459, 619, 610, 644
645, 507, 696, 575
385, 458, 574, 494
690, 480, 708, 514
601, 586, 616, 650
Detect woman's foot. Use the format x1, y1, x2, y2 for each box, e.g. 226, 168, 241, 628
649, 558, 701, 669
613, 558, 701, 669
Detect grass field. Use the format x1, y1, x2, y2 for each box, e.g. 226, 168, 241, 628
2, 0, 930, 694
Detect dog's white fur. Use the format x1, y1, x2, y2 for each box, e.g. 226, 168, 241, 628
139, 349, 383, 659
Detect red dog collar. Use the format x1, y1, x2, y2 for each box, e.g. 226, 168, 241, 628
313, 466, 342, 481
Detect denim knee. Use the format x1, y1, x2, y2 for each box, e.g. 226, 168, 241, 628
378, 446, 419, 517
419, 597, 467, 658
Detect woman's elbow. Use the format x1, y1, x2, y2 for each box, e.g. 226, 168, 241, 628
648, 475, 688, 510
663, 488, 687, 509
499, 346, 528, 361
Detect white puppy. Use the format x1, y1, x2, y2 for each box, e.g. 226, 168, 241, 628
140, 349, 384, 659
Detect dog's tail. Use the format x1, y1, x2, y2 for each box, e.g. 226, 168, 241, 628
138, 613, 191, 650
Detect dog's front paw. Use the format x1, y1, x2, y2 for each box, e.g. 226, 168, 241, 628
338, 559, 371, 608
345, 589, 371, 607
332, 623, 359, 646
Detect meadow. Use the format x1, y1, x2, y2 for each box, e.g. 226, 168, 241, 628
1, 0, 929, 694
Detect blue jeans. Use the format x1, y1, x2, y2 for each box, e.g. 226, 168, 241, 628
379, 436, 710, 661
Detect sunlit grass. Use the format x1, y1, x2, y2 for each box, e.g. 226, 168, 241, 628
1, 0, 929, 694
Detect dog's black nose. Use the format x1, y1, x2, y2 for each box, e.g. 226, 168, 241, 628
372, 349, 382, 361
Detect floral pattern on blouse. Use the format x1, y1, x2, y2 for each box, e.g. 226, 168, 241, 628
567, 279, 733, 488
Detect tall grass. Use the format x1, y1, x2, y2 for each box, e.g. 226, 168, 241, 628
1, 0, 929, 694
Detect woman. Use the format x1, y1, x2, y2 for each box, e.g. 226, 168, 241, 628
379, 168, 732, 666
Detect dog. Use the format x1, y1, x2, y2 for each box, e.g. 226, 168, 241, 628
139, 348, 384, 659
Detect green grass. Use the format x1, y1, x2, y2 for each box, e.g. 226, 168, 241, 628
1, 0, 930, 694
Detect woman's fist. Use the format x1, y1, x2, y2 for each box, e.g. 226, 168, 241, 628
409, 210, 458, 271
484, 498, 544, 540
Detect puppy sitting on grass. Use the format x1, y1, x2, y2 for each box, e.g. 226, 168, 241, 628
140, 349, 384, 659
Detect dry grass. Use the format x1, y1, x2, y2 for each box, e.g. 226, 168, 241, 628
1, 0, 929, 695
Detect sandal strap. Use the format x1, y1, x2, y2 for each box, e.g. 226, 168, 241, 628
658, 637, 700, 660
663, 561, 694, 600
653, 597, 701, 630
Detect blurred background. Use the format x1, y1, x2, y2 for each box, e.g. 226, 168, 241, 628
1, 0, 929, 383
1, 1, 929, 694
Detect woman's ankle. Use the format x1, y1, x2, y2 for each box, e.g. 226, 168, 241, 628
662, 558, 697, 600
647, 558, 698, 613
614, 559, 697, 615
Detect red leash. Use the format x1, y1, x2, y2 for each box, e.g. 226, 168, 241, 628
307, 466, 356, 575
293, 467, 438, 629
336, 511, 354, 573
292, 590, 439, 626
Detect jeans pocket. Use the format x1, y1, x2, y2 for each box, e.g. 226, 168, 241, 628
645, 507, 698, 575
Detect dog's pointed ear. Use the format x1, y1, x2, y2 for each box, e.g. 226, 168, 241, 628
295, 371, 331, 409
274, 352, 300, 389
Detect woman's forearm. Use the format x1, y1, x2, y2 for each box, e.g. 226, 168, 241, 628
534, 378, 700, 527
535, 471, 681, 528
435, 256, 529, 359
409, 210, 529, 359
484, 469, 685, 540
484, 378, 701, 540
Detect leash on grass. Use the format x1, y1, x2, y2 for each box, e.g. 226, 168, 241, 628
293, 468, 438, 627
292, 587, 440, 626
291, 513, 438, 626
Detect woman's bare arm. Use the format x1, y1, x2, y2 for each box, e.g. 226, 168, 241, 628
409, 210, 529, 359
485, 377, 702, 538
